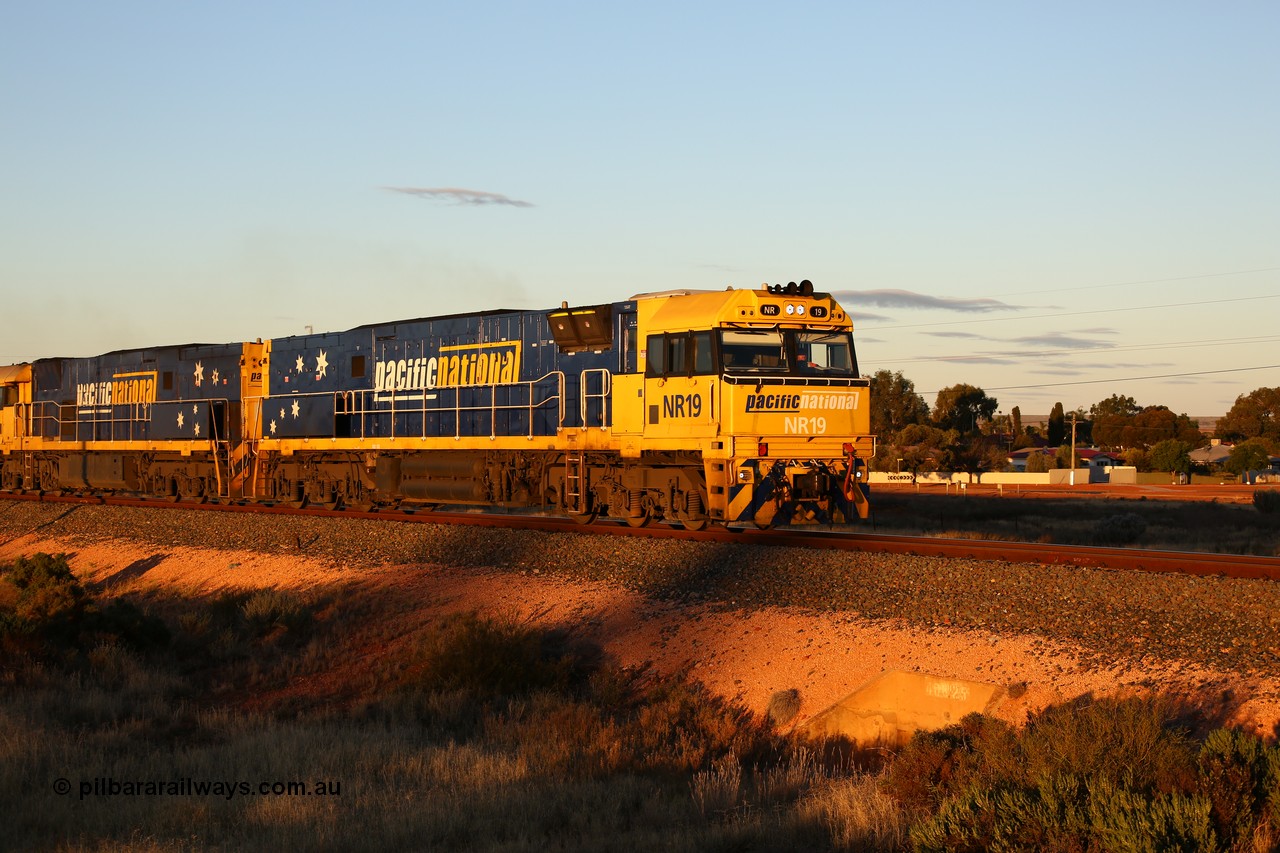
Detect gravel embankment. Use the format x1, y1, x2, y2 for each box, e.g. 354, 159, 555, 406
2, 499, 1278, 677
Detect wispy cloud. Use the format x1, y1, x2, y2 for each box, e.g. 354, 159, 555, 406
1009, 333, 1110, 350
925, 331, 986, 339
831, 289, 1026, 312
383, 186, 534, 207
849, 311, 894, 322
943, 356, 1019, 365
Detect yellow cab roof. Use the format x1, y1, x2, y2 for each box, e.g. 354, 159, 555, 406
632, 287, 854, 334
0, 364, 31, 385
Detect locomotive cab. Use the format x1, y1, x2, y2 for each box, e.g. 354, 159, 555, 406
0, 364, 33, 490
627, 282, 874, 528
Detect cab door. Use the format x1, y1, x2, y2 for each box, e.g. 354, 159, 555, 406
642, 331, 717, 442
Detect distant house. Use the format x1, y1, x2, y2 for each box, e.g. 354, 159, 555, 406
1074, 449, 1123, 468
1007, 447, 1054, 471
1244, 457, 1280, 484
1189, 441, 1233, 469
1007, 447, 1121, 471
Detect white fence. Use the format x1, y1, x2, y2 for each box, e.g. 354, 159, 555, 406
868, 466, 1138, 486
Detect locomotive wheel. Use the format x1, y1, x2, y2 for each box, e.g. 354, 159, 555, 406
678, 517, 709, 531
569, 511, 597, 525
625, 512, 651, 528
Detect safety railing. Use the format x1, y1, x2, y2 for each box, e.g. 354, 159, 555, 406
254, 371, 567, 441
720, 373, 870, 387
579, 369, 612, 428
20, 398, 229, 443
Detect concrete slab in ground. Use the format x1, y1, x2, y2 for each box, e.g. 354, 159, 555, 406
802, 669, 1005, 746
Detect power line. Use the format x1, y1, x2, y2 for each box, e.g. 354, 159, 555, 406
928, 363, 1280, 396
860, 293, 1280, 331
989, 265, 1280, 298
871, 333, 1280, 366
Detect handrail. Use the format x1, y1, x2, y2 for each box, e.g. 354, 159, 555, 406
21, 398, 230, 443
720, 373, 870, 387
248, 370, 568, 441
579, 369, 612, 428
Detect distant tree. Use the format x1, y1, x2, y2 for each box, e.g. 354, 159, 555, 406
1047, 403, 1066, 446
932, 384, 998, 434
1224, 439, 1274, 476
1217, 387, 1280, 444
866, 370, 929, 436
1053, 445, 1087, 469
950, 436, 1009, 475
1010, 406, 1023, 437
1010, 432, 1038, 451
1123, 447, 1151, 472
1148, 439, 1193, 475
886, 423, 955, 477
1090, 394, 1141, 420
1121, 406, 1203, 449
1025, 451, 1051, 473
1069, 407, 1092, 446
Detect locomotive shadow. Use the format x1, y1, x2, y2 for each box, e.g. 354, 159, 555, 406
93, 553, 171, 589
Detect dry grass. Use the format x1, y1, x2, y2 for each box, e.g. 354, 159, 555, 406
9, 553, 1280, 851
869, 492, 1280, 556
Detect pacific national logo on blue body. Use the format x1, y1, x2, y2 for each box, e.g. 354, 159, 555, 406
76, 371, 158, 411
373, 341, 522, 396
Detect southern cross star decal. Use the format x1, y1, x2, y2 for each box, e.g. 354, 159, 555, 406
315, 350, 328, 379
211, 369, 220, 385
279, 407, 286, 421
194, 423, 201, 437
193, 362, 204, 387
177, 411, 185, 429
270, 420, 277, 435
291, 399, 301, 418
295, 355, 304, 374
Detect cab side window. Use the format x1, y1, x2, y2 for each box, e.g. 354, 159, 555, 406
645, 334, 665, 377
645, 332, 715, 377
692, 332, 714, 374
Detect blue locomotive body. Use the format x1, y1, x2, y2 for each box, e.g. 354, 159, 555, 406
26, 343, 247, 443
261, 303, 635, 441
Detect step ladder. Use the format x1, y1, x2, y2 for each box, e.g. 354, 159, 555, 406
22, 451, 36, 490
564, 450, 586, 514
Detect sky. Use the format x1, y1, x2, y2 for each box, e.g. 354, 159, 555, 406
3, 1, 1278, 418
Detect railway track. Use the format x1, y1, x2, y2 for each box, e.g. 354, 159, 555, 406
5, 490, 1279, 582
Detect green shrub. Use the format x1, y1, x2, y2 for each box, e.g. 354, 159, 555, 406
240, 588, 313, 638
1095, 512, 1147, 545
1, 553, 169, 661
2, 553, 86, 637
1253, 490, 1280, 515
1197, 728, 1271, 847
1018, 697, 1196, 793
1088, 781, 1217, 852
408, 612, 582, 700
767, 689, 801, 726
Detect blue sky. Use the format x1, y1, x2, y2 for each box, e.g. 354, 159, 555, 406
3, 1, 1277, 418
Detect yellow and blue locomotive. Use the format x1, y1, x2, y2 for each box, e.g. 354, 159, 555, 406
0, 281, 874, 527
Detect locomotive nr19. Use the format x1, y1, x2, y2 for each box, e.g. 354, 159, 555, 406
0, 281, 874, 528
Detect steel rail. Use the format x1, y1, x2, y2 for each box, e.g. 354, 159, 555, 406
3, 491, 1279, 581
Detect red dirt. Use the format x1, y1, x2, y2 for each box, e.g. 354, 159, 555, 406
5, 532, 1279, 736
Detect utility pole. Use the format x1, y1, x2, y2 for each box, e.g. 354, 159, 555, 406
1070, 414, 1078, 485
